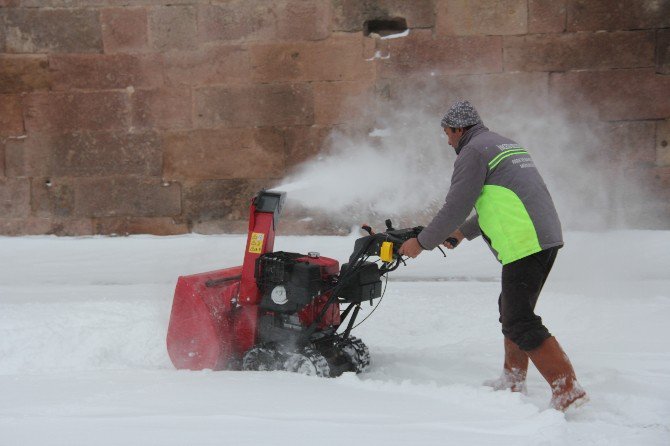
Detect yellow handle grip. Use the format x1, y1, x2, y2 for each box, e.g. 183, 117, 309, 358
380, 241, 394, 263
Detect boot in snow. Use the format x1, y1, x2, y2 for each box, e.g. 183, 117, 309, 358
483, 337, 528, 393
527, 336, 588, 411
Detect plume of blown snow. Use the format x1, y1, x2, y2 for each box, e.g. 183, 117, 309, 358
274, 74, 660, 231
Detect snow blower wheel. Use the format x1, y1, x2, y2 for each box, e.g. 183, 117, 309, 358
242, 344, 283, 372
338, 336, 371, 373
283, 347, 331, 377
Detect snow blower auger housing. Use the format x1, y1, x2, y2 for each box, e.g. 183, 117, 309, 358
167, 190, 423, 377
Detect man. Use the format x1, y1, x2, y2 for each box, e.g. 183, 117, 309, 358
399, 100, 588, 412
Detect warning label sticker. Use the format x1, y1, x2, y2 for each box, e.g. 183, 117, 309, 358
248, 232, 265, 254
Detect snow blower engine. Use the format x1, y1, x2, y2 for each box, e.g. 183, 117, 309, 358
167, 190, 438, 377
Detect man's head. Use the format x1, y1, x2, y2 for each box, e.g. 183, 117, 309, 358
441, 100, 482, 149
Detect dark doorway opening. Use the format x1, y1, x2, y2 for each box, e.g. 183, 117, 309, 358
363, 18, 408, 37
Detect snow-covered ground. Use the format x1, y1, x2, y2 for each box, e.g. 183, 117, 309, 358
1, 230, 669, 445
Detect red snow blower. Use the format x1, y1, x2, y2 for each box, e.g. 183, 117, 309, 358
166, 190, 431, 376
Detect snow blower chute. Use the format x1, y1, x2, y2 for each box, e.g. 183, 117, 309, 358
167, 190, 432, 376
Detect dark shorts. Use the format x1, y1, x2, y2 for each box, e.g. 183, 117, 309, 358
498, 247, 559, 351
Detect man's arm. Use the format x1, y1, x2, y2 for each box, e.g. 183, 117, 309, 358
417, 147, 487, 250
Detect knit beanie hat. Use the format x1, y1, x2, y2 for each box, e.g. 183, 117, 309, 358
441, 100, 482, 128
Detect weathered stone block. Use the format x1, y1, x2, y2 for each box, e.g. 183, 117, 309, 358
4, 133, 49, 178
181, 179, 270, 224
73, 177, 181, 218
4, 8, 102, 53
198, 0, 330, 43
504, 31, 655, 72
24, 91, 129, 132
379, 30, 502, 78
194, 84, 314, 128
5, 131, 162, 178
198, 1, 275, 42
0, 11, 5, 53
657, 120, 670, 167
568, 0, 670, 31
0, 218, 46, 236
48, 219, 94, 236
590, 121, 657, 168
384, 71, 550, 120
0, 55, 51, 93
0, 94, 24, 136
18, 0, 194, 5
651, 167, 670, 192
191, 219, 249, 235
0, 178, 29, 218
50, 54, 161, 90
131, 88, 192, 130
331, 0, 435, 31
436, 0, 527, 36
658, 29, 670, 75
528, 0, 566, 33
162, 45, 250, 86
149, 5, 197, 51
93, 217, 188, 236
549, 69, 670, 121
55, 131, 163, 177
0, 140, 5, 177
101, 7, 148, 53
283, 125, 334, 168
626, 195, 670, 229
631, 166, 670, 223
451, 72, 549, 115
362, 32, 378, 59
163, 128, 285, 180
251, 35, 374, 83
0, 217, 93, 236
31, 178, 75, 218
313, 81, 375, 125
0, 218, 42, 236
276, 0, 332, 41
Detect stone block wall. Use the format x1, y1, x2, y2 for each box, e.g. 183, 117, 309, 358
0, 0, 669, 235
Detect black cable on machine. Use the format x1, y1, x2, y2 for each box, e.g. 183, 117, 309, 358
299, 236, 377, 343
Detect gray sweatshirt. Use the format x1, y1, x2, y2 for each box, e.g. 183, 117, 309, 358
417, 123, 563, 265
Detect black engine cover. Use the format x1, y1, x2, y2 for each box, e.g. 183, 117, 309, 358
256, 252, 324, 313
